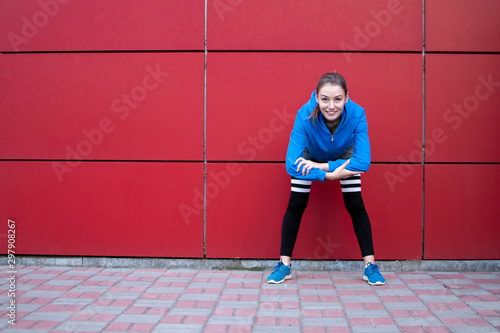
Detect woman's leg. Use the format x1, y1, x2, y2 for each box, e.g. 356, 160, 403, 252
268, 177, 311, 284
280, 177, 311, 261
340, 175, 375, 260
340, 175, 385, 285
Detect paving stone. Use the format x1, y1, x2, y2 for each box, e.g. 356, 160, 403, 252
20, 274, 58, 280
417, 295, 462, 302
446, 327, 499, 333
226, 278, 261, 284
431, 310, 479, 318
168, 308, 213, 316
252, 326, 301, 333
352, 327, 400, 332
88, 275, 122, 281
374, 289, 415, 296
51, 298, 94, 306
206, 316, 253, 325
301, 317, 349, 326
98, 292, 141, 299
467, 302, 500, 311
2, 329, 50, 333
16, 303, 44, 312
187, 283, 225, 289
398, 274, 432, 279
61, 271, 96, 276
43, 279, 82, 286
56, 321, 108, 332
178, 293, 220, 301
345, 310, 391, 318
196, 273, 231, 278
115, 281, 154, 287
450, 289, 492, 295
215, 301, 257, 309
301, 302, 343, 310
128, 271, 164, 277
222, 288, 260, 295
404, 284, 447, 290
393, 317, 444, 326
153, 323, 203, 332
297, 279, 333, 284
81, 305, 127, 314
147, 287, 185, 294
157, 277, 194, 283
299, 289, 337, 295
133, 299, 176, 308
384, 302, 429, 310
22, 290, 66, 298
335, 284, 372, 290
23, 310, 73, 321
115, 313, 161, 323
257, 308, 300, 317
71, 286, 111, 292
340, 296, 381, 303
259, 295, 300, 302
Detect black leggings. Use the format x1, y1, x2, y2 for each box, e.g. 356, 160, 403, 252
280, 175, 374, 258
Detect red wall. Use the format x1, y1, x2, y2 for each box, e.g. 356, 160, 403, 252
1, 0, 499, 260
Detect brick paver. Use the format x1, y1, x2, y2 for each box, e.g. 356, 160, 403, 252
0, 266, 499, 332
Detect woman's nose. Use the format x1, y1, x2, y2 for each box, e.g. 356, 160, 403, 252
329, 101, 334, 108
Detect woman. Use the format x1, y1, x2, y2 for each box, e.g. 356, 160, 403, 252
267, 72, 385, 286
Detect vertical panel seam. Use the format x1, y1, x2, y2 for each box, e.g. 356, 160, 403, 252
422, 0, 426, 260
203, 0, 208, 259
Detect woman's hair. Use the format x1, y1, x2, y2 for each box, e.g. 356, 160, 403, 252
308, 72, 348, 124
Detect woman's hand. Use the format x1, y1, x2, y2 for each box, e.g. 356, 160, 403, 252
295, 157, 328, 176
325, 160, 364, 180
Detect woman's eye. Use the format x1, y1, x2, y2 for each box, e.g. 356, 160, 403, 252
322, 98, 328, 102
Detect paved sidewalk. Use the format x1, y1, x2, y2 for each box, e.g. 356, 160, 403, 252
0, 266, 499, 332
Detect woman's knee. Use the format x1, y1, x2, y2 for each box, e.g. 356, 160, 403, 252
286, 192, 309, 214
343, 192, 366, 213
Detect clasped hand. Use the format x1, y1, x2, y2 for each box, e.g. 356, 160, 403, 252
295, 157, 363, 180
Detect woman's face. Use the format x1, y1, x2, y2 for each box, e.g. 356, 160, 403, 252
316, 84, 348, 123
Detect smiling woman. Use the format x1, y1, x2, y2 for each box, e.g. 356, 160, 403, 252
267, 72, 386, 286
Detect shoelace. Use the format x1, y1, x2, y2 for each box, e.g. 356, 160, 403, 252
272, 262, 284, 273
367, 263, 380, 275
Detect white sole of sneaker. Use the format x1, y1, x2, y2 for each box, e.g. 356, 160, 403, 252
267, 274, 292, 284
363, 275, 385, 286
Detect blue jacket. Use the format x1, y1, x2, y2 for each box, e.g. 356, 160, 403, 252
286, 91, 371, 181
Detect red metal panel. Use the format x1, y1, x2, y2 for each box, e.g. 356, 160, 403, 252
207, 53, 422, 163
424, 164, 500, 259
206, 163, 422, 260
0, 161, 204, 257
0, 0, 204, 52
208, 0, 422, 51
0, 53, 204, 162
427, 0, 500, 52
426, 54, 500, 163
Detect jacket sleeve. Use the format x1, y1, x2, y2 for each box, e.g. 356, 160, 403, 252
285, 114, 327, 181
327, 111, 371, 173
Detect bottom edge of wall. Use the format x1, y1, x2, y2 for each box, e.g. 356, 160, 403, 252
2, 256, 499, 272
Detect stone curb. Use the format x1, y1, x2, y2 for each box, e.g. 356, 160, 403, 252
1, 256, 499, 272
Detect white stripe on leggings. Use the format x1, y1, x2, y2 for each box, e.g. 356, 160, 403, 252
339, 179, 361, 185
291, 179, 312, 185
341, 187, 361, 193
291, 187, 311, 193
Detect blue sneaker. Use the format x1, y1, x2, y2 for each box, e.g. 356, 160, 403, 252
363, 262, 386, 286
267, 262, 292, 284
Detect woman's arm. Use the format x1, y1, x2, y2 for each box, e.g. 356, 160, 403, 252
324, 160, 363, 180
285, 114, 327, 181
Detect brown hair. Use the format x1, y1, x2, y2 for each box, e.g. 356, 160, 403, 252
309, 72, 348, 124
